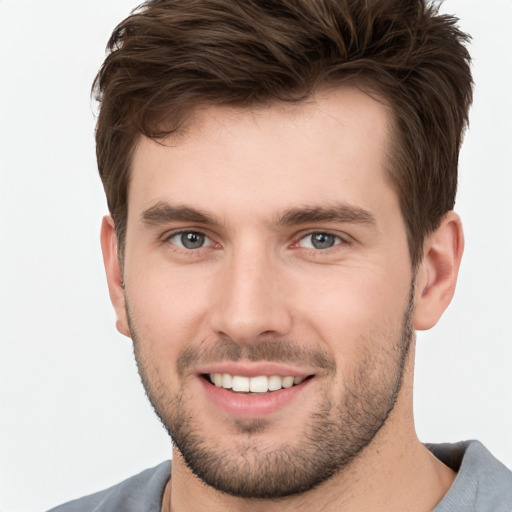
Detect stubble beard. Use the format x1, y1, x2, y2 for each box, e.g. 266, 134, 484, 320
128, 284, 414, 499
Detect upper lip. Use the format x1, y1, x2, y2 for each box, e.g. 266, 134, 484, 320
195, 361, 315, 378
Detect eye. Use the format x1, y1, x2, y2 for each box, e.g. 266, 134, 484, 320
167, 231, 213, 250
297, 232, 343, 250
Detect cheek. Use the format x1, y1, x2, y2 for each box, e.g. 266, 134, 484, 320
294, 267, 411, 357
125, 268, 213, 361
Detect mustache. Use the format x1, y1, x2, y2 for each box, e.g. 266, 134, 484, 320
176, 338, 336, 377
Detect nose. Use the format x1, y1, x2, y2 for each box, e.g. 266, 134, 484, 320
209, 248, 293, 344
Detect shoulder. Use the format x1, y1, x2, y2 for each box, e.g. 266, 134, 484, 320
46, 461, 171, 512
428, 440, 512, 511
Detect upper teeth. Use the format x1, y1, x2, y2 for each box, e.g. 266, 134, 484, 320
209, 374, 305, 393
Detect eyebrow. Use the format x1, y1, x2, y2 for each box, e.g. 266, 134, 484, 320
140, 201, 376, 229
276, 204, 376, 227
141, 202, 220, 227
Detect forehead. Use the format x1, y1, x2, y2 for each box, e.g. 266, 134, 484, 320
128, 88, 395, 222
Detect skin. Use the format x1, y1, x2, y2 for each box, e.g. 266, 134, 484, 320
101, 88, 464, 511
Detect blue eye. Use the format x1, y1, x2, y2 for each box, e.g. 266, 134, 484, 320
298, 232, 342, 250
168, 231, 212, 250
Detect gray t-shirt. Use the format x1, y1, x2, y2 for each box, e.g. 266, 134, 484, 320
47, 440, 512, 511
429, 441, 512, 511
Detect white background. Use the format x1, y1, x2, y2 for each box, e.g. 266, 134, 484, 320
0, 1, 511, 511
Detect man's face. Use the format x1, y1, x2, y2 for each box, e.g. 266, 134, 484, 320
119, 89, 416, 497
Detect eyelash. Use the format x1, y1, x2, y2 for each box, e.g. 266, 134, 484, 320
295, 231, 346, 251
163, 229, 349, 255
164, 231, 216, 251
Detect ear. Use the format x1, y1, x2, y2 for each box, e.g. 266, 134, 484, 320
100, 216, 131, 338
413, 211, 464, 331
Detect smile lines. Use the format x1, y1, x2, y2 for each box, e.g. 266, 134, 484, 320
208, 373, 307, 393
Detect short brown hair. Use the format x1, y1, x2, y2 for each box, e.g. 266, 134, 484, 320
93, 0, 473, 266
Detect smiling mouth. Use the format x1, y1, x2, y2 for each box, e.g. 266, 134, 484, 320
204, 373, 313, 393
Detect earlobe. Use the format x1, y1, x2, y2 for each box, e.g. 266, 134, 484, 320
100, 216, 131, 338
413, 212, 464, 331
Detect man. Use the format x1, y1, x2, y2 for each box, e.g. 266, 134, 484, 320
48, 0, 512, 510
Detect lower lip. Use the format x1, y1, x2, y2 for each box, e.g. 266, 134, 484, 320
199, 376, 312, 419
